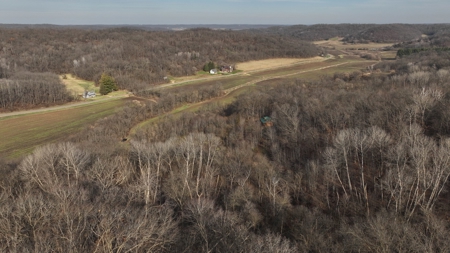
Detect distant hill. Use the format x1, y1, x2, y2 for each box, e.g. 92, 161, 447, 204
249, 23, 450, 43
249, 24, 374, 41
343, 24, 423, 43
0, 24, 276, 31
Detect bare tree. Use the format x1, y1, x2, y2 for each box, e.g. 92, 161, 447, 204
383, 125, 450, 218
411, 87, 443, 126
131, 140, 173, 205
92, 204, 178, 253
246, 232, 297, 253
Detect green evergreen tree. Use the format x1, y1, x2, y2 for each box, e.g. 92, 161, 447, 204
203, 61, 215, 72
99, 73, 118, 95
208, 61, 215, 71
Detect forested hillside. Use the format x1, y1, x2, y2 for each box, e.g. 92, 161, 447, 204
344, 24, 423, 43
2, 47, 450, 251
0, 27, 319, 91
250, 24, 374, 41
251, 23, 450, 43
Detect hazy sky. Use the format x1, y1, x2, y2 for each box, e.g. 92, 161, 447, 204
0, 0, 448, 25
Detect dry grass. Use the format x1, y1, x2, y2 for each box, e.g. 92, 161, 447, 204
0, 99, 124, 158
61, 74, 97, 95
380, 51, 398, 59
236, 57, 324, 72
314, 38, 394, 50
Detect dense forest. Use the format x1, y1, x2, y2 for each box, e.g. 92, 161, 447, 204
2, 40, 450, 252
0, 71, 73, 111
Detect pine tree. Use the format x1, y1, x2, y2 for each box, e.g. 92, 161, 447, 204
208, 61, 215, 71
203, 61, 215, 72
99, 73, 118, 95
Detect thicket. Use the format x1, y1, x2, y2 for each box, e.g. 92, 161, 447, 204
396, 47, 450, 57
394, 31, 450, 49
2, 50, 450, 252
0, 72, 73, 111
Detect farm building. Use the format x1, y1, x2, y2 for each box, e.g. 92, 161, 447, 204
220, 65, 234, 73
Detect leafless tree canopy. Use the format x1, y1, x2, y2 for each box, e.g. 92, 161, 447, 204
3, 29, 450, 252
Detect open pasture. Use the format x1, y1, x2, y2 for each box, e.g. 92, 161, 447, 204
0, 99, 125, 158
236, 57, 324, 72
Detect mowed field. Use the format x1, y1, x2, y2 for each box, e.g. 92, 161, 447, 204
236, 57, 324, 72
0, 99, 124, 158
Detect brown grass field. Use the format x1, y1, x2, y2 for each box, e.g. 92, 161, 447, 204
236, 57, 324, 72
165, 57, 325, 88
0, 99, 125, 158
61, 74, 98, 95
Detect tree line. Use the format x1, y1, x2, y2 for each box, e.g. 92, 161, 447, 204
0, 72, 73, 111
397, 47, 450, 57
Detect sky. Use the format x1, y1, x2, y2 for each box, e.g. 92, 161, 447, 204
0, 0, 449, 25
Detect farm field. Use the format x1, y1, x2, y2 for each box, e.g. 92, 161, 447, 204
155, 56, 327, 90
236, 57, 324, 72
0, 99, 125, 158
165, 57, 354, 92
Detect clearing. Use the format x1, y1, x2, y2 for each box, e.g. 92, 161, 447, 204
61, 74, 98, 95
